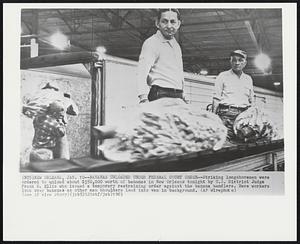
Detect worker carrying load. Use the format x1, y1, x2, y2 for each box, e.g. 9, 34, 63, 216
94, 98, 227, 162
22, 81, 78, 122
29, 100, 67, 162
22, 81, 79, 161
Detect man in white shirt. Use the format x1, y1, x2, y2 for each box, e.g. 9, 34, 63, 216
137, 9, 185, 103
212, 50, 255, 141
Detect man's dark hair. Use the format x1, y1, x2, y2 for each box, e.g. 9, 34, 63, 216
157, 9, 181, 21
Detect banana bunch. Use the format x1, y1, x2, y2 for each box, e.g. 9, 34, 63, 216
22, 90, 66, 119
22, 95, 49, 118
233, 106, 280, 142
99, 98, 227, 162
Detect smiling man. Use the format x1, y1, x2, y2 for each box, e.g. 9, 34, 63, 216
137, 8, 185, 103
212, 50, 255, 141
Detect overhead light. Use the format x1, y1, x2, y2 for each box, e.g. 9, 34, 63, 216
273, 82, 281, 86
199, 68, 208, 75
96, 46, 106, 54
50, 31, 70, 50
254, 53, 271, 71
96, 46, 107, 59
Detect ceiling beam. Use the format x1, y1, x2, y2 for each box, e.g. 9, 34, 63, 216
30, 14, 280, 36
49, 21, 281, 39
56, 10, 77, 33
243, 9, 273, 54
105, 9, 145, 42
215, 10, 241, 49
252, 10, 272, 52
244, 20, 260, 52
181, 23, 281, 36
110, 9, 122, 28
21, 20, 33, 34
117, 10, 133, 27
83, 10, 128, 45
22, 10, 91, 52
31, 9, 39, 36
219, 9, 240, 19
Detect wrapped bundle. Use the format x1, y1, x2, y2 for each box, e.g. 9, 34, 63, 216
22, 96, 48, 119
20, 114, 34, 166
98, 98, 227, 162
266, 112, 283, 140
233, 106, 281, 142
22, 90, 66, 119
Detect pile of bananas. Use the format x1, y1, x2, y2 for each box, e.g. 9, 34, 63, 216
233, 106, 281, 142
22, 90, 66, 119
99, 98, 227, 162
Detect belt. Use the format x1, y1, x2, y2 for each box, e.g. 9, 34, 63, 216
151, 85, 183, 94
218, 104, 249, 110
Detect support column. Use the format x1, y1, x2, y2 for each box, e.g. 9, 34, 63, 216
266, 152, 273, 170
30, 9, 39, 57
90, 62, 103, 158
272, 152, 278, 171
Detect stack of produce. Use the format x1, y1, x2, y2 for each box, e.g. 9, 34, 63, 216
266, 113, 283, 140
22, 90, 66, 119
233, 106, 282, 142
99, 98, 227, 162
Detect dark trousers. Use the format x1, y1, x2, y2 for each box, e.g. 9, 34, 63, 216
148, 85, 183, 102
217, 105, 248, 141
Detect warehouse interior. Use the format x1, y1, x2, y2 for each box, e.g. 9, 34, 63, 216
20, 8, 284, 172
21, 8, 283, 91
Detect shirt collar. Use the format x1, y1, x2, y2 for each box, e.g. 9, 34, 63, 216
230, 69, 245, 78
155, 30, 176, 44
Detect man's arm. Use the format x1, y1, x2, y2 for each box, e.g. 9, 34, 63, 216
137, 39, 157, 103
212, 97, 221, 113
22, 93, 47, 118
179, 47, 186, 102
248, 77, 255, 106
212, 74, 224, 113
53, 120, 66, 137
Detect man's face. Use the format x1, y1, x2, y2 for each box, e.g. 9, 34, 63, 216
230, 55, 247, 72
156, 11, 181, 40
51, 111, 65, 120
